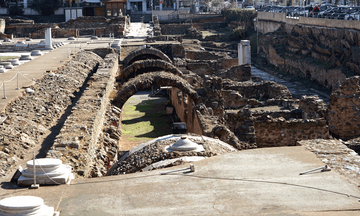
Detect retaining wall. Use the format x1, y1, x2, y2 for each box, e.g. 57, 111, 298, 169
47, 53, 120, 177
257, 11, 360, 34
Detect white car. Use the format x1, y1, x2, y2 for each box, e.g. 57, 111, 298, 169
245, 6, 255, 10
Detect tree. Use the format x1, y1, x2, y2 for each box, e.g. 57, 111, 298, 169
31, 0, 62, 16
7, 3, 24, 16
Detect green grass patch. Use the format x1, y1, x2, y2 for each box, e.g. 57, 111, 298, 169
121, 96, 172, 142
1, 56, 17, 61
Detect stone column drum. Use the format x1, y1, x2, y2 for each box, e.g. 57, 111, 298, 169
238, 40, 251, 65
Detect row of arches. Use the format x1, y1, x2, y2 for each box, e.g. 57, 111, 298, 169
115, 47, 200, 109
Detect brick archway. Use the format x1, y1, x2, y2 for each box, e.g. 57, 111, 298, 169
113, 71, 200, 108
122, 47, 172, 67
120, 59, 183, 81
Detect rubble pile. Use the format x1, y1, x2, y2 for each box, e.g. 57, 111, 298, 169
47, 53, 120, 177
110, 135, 236, 175
299, 139, 360, 186
0, 51, 103, 178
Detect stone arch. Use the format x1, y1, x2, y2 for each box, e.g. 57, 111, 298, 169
120, 59, 183, 81
113, 71, 200, 108
122, 47, 172, 67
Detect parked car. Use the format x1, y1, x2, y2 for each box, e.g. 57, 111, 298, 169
245, 6, 255, 10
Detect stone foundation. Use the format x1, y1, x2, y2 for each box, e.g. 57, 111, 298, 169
47, 53, 120, 177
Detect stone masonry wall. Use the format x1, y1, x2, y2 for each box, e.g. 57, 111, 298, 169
216, 65, 252, 82
259, 24, 360, 90
160, 23, 192, 35
170, 87, 203, 135
185, 50, 229, 61
0, 51, 103, 179
327, 76, 360, 140
254, 118, 330, 148
47, 53, 120, 177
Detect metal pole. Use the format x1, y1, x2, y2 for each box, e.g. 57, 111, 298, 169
16, 72, 19, 90
2, 81, 6, 99
33, 152, 36, 185
30, 151, 39, 189
257, 15, 259, 56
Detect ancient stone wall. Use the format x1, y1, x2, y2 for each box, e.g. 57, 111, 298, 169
254, 118, 329, 147
47, 53, 120, 177
192, 22, 226, 30
327, 76, 360, 140
5, 16, 129, 38
185, 50, 228, 61
216, 65, 251, 82
259, 23, 360, 90
225, 108, 256, 144
6, 23, 55, 37
0, 51, 103, 179
299, 95, 327, 119
186, 58, 238, 75
160, 23, 192, 35
223, 80, 292, 100
170, 87, 203, 135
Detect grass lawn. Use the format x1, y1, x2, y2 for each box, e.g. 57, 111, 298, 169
120, 92, 173, 151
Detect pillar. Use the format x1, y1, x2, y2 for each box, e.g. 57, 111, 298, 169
238, 40, 251, 65
160, 1, 162, 10
176, 0, 179, 9
24, 0, 27, 8
45, 28, 53, 50
127, 1, 130, 10
142, 1, 146, 12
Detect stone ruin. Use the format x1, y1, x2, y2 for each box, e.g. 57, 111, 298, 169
2, 15, 131, 39
0, 17, 359, 182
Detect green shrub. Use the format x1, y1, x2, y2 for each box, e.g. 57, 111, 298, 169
7, 4, 24, 16
31, 0, 62, 16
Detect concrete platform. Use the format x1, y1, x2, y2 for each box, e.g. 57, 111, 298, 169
1, 146, 359, 215
0, 38, 113, 112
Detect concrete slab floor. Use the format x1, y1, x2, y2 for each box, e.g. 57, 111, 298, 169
1, 146, 359, 215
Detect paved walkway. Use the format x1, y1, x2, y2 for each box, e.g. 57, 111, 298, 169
1, 146, 359, 215
0, 38, 113, 112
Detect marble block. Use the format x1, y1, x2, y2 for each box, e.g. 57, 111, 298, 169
19, 54, 32, 61
31, 50, 43, 56
8, 59, 20, 66
0, 196, 54, 216
18, 158, 72, 186
166, 136, 204, 152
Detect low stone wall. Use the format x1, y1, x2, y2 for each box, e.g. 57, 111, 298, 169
223, 80, 292, 100
5, 16, 129, 38
186, 58, 237, 75
327, 76, 360, 140
185, 50, 228, 61
192, 22, 226, 30
47, 53, 120, 177
161, 23, 192, 35
216, 64, 251, 82
0, 51, 103, 179
254, 118, 329, 148
6, 23, 55, 37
